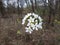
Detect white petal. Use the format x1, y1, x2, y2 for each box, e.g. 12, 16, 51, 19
39, 26, 42, 29
36, 27, 38, 30
30, 17, 32, 19
25, 27, 28, 30
27, 23, 30, 26
34, 15, 38, 18
37, 22, 42, 29
39, 22, 43, 26
37, 24, 42, 29
38, 17, 43, 22
22, 22, 24, 24
29, 31, 32, 34
28, 19, 31, 22
32, 26, 35, 30
26, 30, 29, 32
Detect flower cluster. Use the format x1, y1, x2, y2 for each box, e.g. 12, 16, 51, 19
22, 13, 43, 34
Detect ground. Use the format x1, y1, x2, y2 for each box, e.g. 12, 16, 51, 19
0, 14, 60, 45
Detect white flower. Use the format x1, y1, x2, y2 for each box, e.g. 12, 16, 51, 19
25, 27, 33, 34
38, 16, 43, 22
27, 21, 34, 26
22, 13, 32, 24
34, 23, 38, 30
22, 13, 43, 34
28, 17, 35, 23
22, 17, 25, 24
37, 22, 43, 29
27, 23, 30, 26
22, 20, 25, 24
32, 13, 38, 18
27, 22, 35, 29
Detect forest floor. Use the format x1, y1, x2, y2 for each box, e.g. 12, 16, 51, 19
0, 14, 60, 45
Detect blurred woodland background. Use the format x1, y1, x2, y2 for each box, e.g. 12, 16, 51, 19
0, 0, 60, 45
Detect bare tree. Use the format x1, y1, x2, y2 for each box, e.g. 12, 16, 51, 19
17, 0, 20, 15
0, 0, 5, 17
42, 0, 47, 16
58, 0, 60, 20
47, 0, 55, 27
35, 0, 37, 9
19, 0, 24, 17
30, 0, 35, 12
6, 0, 9, 13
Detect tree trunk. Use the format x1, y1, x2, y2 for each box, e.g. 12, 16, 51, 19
0, 0, 5, 17
17, 0, 20, 15
48, 0, 55, 26
30, 0, 35, 12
